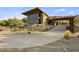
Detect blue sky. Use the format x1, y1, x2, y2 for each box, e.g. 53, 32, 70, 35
0, 7, 79, 20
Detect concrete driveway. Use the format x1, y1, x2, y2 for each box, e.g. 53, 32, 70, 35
0, 30, 64, 48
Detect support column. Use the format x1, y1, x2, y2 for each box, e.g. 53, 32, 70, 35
52, 19, 55, 27
69, 18, 74, 33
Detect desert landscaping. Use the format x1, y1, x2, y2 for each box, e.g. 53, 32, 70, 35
0, 7, 79, 52
0, 25, 79, 52
0, 26, 64, 51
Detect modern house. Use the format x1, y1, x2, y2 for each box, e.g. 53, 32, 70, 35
22, 7, 49, 25
22, 7, 76, 32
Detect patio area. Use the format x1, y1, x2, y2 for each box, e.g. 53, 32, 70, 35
0, 30, 64, 48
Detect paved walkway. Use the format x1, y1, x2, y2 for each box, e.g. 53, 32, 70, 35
0, 30, 64, 48
49, 25, 66, 32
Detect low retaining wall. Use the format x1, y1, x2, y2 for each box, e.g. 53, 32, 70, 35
31, 24, 47, 31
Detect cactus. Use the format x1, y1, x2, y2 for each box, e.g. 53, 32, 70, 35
64, 30, 72, 39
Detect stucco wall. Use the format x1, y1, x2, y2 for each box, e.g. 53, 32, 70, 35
42, 13, 48, 25
41, 13, 48, 30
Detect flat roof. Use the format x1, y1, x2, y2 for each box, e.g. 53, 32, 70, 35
48, 16, 76, 20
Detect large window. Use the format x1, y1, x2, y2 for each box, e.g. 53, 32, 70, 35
27, 13, 40, 24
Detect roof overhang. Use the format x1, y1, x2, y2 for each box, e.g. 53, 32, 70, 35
22, 7, 49, 17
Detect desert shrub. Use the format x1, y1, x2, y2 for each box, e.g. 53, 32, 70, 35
0, 26, 5, 28
64, 30, 72, 39
27, 31, 31, 34
0, 26, 6, 31
24, 28, 31, 34
12, 28, 19, 32
0, 26, 2, 28
26, 29, 31, 34
24, 28, 27, 33
76, 32, 79, 38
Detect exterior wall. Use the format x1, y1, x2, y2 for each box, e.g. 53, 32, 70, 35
41, 13, 48, 30
27, 13, 43, 31
27, 13, 39, 24
27, 12, 48, 25
27, 12, 48, 31
42, 13, 48, 25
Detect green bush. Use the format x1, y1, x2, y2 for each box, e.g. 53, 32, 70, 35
64, 30, 72, 39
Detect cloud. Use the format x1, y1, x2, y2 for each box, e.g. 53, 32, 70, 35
59, 9, 66, 11
69, 11, 74, 14
54, 8, 66, 13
